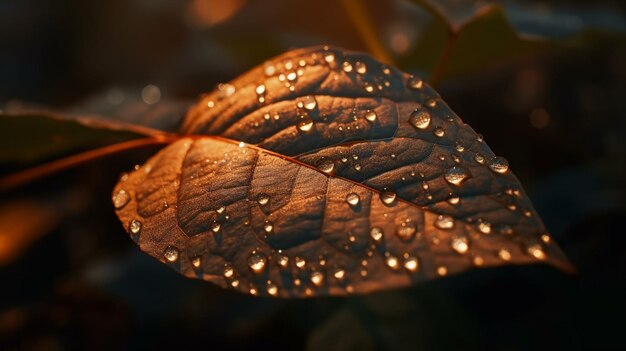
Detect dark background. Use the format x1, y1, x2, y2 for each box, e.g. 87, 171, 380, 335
1, 0, 625, 350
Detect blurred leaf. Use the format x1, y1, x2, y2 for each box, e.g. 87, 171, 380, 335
113, 47, 572, 298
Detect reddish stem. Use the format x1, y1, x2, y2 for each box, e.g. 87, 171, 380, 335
0, 136, 179, 192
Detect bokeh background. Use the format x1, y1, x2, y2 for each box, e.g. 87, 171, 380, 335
1, 0, 625, 350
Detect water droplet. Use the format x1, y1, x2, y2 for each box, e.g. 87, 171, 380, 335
444, 166, 469, 185
248, 251, 267, 273
396, 221, 416, 241
263, 221, 273, 233
447, 196, 460, 205
163, 246, 179, 262
404, 256, 419, 271
218, 83, 236, 97
266, 281, 278, 296
363, 82, 374, 93
277, 252, 289, 267
256, 84, 266, 95
257, 193, 270, 205
488, 156, 509, 174
297, 118, 314, 132
409, 110, 431, 129
333, 269, 345, 280
473, 256, 484, 266
370, 227, 384, 242
455, 144, 465, 152
435, 215, 454, 230
346, 193, 360, 206
365, 110, 377, 122
210, 221, 221, 233
380, 191, 397, 206
498, 249, 512, 261
474, 154, 485, 164
385, 254, 399, 270
477, 220, 492, 234
230, 280, 240, 287
433, 127, 445, 137
310, 271, 324, 286
317, 159, 335, 173
353, 163, 362, 171
287, 72, 297, 82
527, 244, 546, 260
427, 99, 437, 108
541, 234, 551, 243
355, 61, 367, 74
324, 53, 335, 63
451, 237, 469, 254
295, 256, 306, 269
113, 189, 130, 209
437, 266, 448, 276
342, 61, 353, 73
302, 95, 317, 110
407, 76, 423, 89
223, 265, 234, 278
264, 62, 276, 76
129, 219, 142, 234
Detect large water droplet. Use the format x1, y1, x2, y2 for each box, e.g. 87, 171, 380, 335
365, 110, 377, 122
257, 193, 270, 205
488, 156, 509, 174
113, 189, 130, 209
498, 248, 512, 261
317, 159, 335, 173
451, 237, 469, 254
396, 221, 416, 241
527, 244, 546, 260
385, 254, 399, 270
302, 95, 317, 110
409, 110, 431, 129
433, 127, 445, 137
404, 256, 419, 271
346, 193, 360, 206
355, 61, 367, 74
407, 76, 423, 89
263, 221, 273, 233
295, 256, 306, 269
342, 61, 353, 73
380, 191, 397, 206
248, 252, 267, 273
370, 227, 384, 242
129, 219, 142, 235
435, 215, 454, 230
444, 167, 469, 185
311, 271, 324, 286
163, 246, 179, 262
297, 118, 314, 132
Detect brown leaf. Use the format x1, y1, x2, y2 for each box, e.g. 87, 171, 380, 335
113, 46, 573, 298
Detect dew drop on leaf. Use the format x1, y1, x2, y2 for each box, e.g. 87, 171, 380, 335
444, 166, 469, 185
113, 189, 130, 209
474, 154, 485, 164
396, 221, 416, 241
527, 244, 546, 260
407, 75, 423, 89
409, 110, 431, 130
488, 156, 509, 174
477, 220, 492, 234
333, 268, 345, 280
433, 127, 445, 137
257, 193, 270, 205
317, 158, 335, 173
403, 256, 419, 271
295, 256, 306, 269
223, 265, 234, 278
302, 95, 317, 110
345, 193, 360, 206
365, 110, 377, 122
248, 251, 267, 272
498, 249, 512, 261
342, 61, 353, 73
385, 254, 399, 270
310, 271, 324, 286
435, 215, 455, 230
266, 281, 278, 296
263, 221, 273, 233
370, 227, 384, 242
129, 219, 142, 234
380, 191, 397, 205
355, 61, 367, 74
163, 246, 179, 262
297, 118, 314, 132
451, 237, 469, 254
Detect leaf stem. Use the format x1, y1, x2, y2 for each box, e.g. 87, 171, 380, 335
0, 136, 179, 192
340, 0, 395, 65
